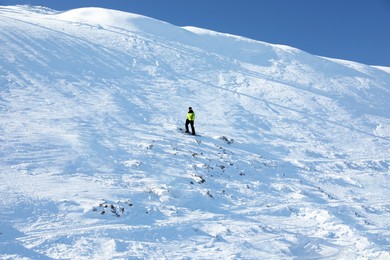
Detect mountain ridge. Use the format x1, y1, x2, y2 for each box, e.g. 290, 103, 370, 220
1, 5, 389, 259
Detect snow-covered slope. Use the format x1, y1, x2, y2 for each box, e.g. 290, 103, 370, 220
1, 5, 389, 259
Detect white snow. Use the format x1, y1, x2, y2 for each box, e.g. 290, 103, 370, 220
373, 65, 390, 74
1, 5, 390, 259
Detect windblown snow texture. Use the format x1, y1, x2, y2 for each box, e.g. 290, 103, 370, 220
1, 5, 389, 259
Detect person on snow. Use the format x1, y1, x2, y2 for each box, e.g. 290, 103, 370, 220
185, 107, 196, 135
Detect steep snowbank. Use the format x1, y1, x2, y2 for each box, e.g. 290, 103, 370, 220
1, 6, 389, 259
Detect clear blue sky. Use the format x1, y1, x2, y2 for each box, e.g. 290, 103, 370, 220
2, 0, 390, 66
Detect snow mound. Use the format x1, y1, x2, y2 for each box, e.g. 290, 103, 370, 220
56, 7, 161, 31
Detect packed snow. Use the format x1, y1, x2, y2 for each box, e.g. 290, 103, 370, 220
1, 5, 389, 259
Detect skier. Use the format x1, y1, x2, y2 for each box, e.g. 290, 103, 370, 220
185, 107, 196, 135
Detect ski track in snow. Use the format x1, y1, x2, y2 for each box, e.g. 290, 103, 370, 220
0, 5, 390, 259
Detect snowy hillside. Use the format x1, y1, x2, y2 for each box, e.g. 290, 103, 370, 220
1, 5, 390, 259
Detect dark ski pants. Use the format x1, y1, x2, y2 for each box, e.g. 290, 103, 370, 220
185, 119, 195, 135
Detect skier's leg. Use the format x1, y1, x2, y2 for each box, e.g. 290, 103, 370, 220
190, 121, 195, 135
185, 119, 190, 133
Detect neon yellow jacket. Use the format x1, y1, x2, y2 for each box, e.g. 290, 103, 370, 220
187, 112, 195, 121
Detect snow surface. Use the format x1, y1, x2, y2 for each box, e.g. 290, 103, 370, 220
1, 5, 390, 259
